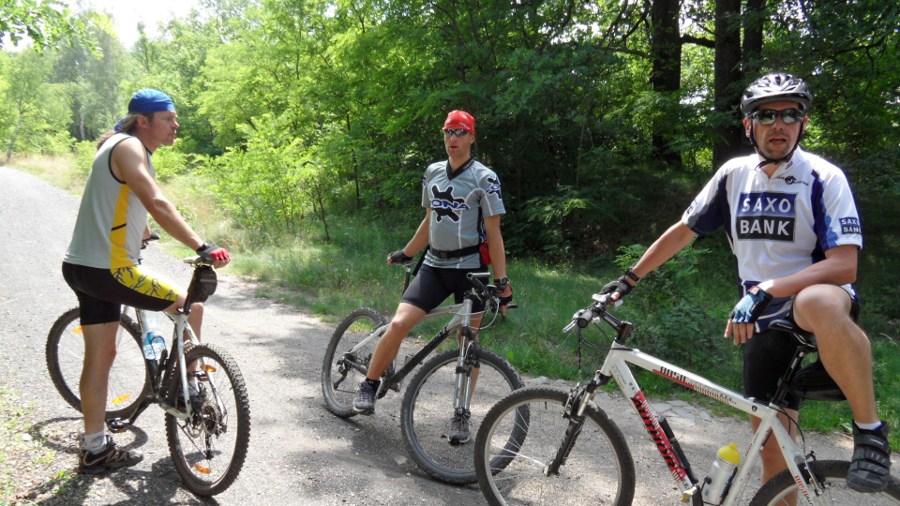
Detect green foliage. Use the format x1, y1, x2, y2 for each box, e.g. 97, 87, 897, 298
0, 0, 88, 50
200, 114, 330, 242
0, 49, 73, 159
51, 12, 127, 143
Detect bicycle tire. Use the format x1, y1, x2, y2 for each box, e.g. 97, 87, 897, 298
400, 347, 524, 484
474, 387, 636, 506
165, 343, 251, 496
750, 459, 900, 505
321, 307, 387, 418
45, 307, 150, 419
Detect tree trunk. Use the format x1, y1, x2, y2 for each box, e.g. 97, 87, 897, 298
742, 0, 766, 77
712, 0, 745, 169
650, 0, 683, 172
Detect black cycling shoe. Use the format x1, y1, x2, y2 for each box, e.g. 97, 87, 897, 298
353, 380, 378, 415
79, 438, 143, 475
448, 409, 471, 445
847, 422, 892, 493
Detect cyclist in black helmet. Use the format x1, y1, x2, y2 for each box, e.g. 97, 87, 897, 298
601, 72, 891, 494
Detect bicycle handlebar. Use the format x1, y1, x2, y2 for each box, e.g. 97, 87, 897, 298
183, 256, 215, 267
563, 293, 630, 339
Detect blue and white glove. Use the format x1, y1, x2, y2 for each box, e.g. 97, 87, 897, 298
731, 286, 773, 323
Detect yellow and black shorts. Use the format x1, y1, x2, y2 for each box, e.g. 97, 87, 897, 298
62, 262, 178, 325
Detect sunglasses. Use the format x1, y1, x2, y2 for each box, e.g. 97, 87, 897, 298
750, 108, 806, 125
443, 128, 469, 137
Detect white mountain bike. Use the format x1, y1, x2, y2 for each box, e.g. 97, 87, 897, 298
474, 293, 899, 505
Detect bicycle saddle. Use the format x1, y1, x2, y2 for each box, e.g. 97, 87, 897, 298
768, 319, 846, 402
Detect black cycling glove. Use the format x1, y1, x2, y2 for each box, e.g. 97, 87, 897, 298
600, 276, 634, 299
389, 249, 413, 264
494, 277, 513, 309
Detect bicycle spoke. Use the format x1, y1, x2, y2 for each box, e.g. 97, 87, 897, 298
46, 308, 148, 418
321, 308, 386, 418
475, 388, 635, 506
401, 348, 523, 484
166, 344, 250, 496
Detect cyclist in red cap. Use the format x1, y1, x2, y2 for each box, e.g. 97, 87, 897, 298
63, 89, 231, 474
353, 109, 513, 445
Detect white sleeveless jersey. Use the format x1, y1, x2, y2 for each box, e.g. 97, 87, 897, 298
682, 147, 862, 296
420, 158, 505, 269
65, 133, 154, 269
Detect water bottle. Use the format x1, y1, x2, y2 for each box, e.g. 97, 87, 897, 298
702, 442, 740, 505
141, 311, 167, 360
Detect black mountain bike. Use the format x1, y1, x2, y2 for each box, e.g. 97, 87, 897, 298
321, 260, 525, 484
46, 257, 250, 496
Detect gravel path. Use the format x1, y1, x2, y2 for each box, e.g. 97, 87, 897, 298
0, 166, 890, 505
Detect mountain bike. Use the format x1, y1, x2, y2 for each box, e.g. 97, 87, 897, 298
46, 257, 251, 496
474, 292, 900, 505
321, 260, 524, 484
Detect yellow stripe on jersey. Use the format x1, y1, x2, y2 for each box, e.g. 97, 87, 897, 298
109, 184, 133, 269
112, 267, 178, 302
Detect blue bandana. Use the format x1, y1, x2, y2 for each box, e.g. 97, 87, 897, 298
128, 89, 175, 114
114, 89, 175, 132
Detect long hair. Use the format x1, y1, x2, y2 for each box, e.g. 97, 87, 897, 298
96, 113, 152, 150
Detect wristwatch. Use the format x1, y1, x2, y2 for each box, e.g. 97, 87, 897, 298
494, 276, 509, 285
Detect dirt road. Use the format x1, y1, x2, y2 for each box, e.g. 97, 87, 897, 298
0, 166, 884, 505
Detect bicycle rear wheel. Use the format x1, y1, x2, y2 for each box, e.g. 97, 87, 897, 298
165, 343, 251, 496
400, 347, 524, 484
45, 307, 149, 419
321, 307, 387, 418
750, 460, 900, 505
474, 387, 636, 506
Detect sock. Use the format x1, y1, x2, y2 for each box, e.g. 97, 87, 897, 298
855, 420, 883, 431
82, 431, 108, 454
364, 377, 380, 388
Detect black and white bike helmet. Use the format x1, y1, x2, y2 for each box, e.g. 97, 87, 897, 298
742, 73, 813, 167
741, 73, 813, 116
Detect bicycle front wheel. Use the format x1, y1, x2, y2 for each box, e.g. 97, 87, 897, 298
400, 347, 524, 484
750, 460, 900, 505
45, 307, 149, 419
475, 387, 636, 506
321, 307, 387, 418
165, 343, 251, 496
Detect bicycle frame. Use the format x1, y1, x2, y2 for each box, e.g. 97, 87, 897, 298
339, 273, 492, 410
595, 345, 824, 505
572, 296, 828, 505
108, 289, 219, 431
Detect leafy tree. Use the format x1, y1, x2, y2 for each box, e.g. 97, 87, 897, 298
0, 49, 71, 160
0, 0, 87, 50
51, 13, 127, 142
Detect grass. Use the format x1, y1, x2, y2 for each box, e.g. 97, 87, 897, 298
15, 153, 899, 448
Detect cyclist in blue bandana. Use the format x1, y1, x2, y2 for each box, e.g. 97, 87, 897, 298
63, 89, 231, 474
601, 73, 890, 494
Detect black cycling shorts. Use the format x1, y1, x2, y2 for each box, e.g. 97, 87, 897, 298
743, 292, 860, 410
62, 262, 178, 325
401, 263, 488, 313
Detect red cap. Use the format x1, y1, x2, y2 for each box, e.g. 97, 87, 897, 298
443, 110, 476, 135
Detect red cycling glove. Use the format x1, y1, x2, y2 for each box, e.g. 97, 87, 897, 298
196, 243, 230, 263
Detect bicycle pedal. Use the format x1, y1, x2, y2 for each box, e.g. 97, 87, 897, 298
106, 418, 129, 433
